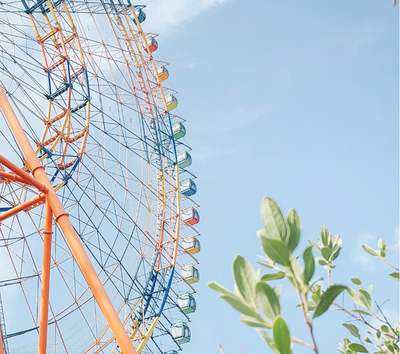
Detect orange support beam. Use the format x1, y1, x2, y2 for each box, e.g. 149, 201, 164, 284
38, 202, 52, 354
0, 193, 45, 222
0, 331, 4, 354
0, 155, 49, 193
171, 164, 181, 267
0, 171, 33, 185
0, 85, 137, 354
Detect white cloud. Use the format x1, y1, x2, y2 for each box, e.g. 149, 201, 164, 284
143, 0, 228, 33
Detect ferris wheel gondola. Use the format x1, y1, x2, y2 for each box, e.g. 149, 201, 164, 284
0, 1, 200, 353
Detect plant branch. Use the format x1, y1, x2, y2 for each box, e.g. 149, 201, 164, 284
291, 336, 314, 349
217, 341, 225, 354
332, 301, 379, 331
375, 301, 399, 341
382, 258, 399, 272
290, 265, 319, 354
327, 262, 331, 287
333, 301, 396, 340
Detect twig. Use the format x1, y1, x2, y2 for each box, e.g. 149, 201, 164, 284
290, 265, 319, 354
264, 264, 316, 350
332, 301, 379, 331
332, 301, 396, 340
375, 301, 399, 340
217, 341, 225, 354
327, 263, 332, 287
291, 336, 314, 349
382, 258, 399, 272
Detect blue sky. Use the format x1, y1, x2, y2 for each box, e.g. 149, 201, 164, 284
144, 0, 399, 353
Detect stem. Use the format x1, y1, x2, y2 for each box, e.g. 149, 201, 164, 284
217, 342, 225, 354
332, 301, 379, 331
267, 264, 316, 350
291, 336, 314, 349
272, 264, 285, 272
332, 301, 396, 340
375, 302, 399, 341
382, 258, 399, 272
327, 262, 331, 287
290, 266, 319, 354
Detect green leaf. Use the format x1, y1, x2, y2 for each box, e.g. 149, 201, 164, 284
256, 268, 262, 278
259, 237, 291, 266
257, 330, 279, 354
308, 239, 321, 252
312, 293, 320, 303
362, 245, 379, 257
332, 247, 341, 260
347, 288, 363, 307
343, 323, 360, 339
233, 255, 257, 306
364, 336, 372, 343
313, 285, 348, 318
260, 196, 289, 242
257, 229, 268, 239
317, 258, 328, 266
261, 272, 286, 281
389, 272, 399, 281
240, 315, 272, 328
332, 234, 342, 247
367, 331, 377, 340
321, 226, 331, 247
351, 278, 362, 285
273, 316, 291, 354
321, 246, 333, 261
256, 282, 281, 321
348, 343, 368, 352
274, 285, 282, 301
285, 208, 301, 252
207, 281, 232, 295
289, 255, 305, 290
379, 299, 390, 308
256, 261, 274, 269
351, 309, 372, 316
377, 238, 387, 258
307, 299, 317, 310
303, 247, 315, 284
233, 283, 242, 298
386, 343, 395, 351
359, 289, 372, 311
219, 293, 260, 317
381, 325, 389, 333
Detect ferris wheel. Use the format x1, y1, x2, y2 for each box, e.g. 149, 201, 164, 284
0, 1, 200, 353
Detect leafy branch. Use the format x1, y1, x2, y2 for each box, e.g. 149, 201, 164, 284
209, 196, 399, 354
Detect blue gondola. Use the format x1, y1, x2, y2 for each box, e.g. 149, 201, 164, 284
171, 322, 191, 344
180, 178, 196, 197
177, 150, 192, 169
132, 6, 146, 25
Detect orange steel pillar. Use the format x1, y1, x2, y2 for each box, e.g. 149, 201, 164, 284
0, 86, 137, 354
38, 203, 52, 354
0, 331, 4, 354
